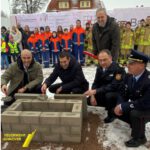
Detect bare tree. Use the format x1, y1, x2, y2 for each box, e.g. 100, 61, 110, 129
11, 0, 46, 14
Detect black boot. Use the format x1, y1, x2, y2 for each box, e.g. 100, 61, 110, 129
104, 111, 115, 123
125, 137, 147, 147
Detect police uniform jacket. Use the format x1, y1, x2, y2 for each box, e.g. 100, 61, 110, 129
119, 70, 150, 113
92, 62, 125, 94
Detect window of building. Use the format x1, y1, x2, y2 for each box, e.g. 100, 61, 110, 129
58, 2, 69, 9
80, 1, 91, 8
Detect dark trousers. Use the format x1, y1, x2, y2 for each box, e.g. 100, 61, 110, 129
94, 92, 118, 107
88, 92, 118, 116
74, 44, 84, 64
117, 110, 150, 139
49, 83, 87, 94
42, 51, 50, 68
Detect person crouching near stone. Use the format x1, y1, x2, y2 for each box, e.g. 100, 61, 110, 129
41, 51, 89, 94
1, 49, 43, 107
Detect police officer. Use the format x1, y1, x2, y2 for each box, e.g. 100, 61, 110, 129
114, 50, 150, 147
84, 49, 125, 123
41, 51, 89, 94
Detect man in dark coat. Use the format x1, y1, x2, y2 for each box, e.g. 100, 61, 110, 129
84, 49, 125, 123
114, 50, 150, 147
41, 51, 89, 94
92, 8, 120, 61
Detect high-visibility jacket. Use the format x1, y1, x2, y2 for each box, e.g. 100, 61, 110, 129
72, 27, 85, 45
1, 41, 8, 53
45, 31, 52, 40
57, 32, 63, 41
138, 26, 146, 46
61, 33, 72, 50
134, 26, 141, 45
85, 29, 93, 51
143, 26, 150, 46
121, 29, 134, 49
8, 42, 19, 54
50, 37, 61, 52
27, 35, 39, 53
39, 35, 50, 52
69, 29, 74, 39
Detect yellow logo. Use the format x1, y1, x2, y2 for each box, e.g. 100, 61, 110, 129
22, 129, 37, 148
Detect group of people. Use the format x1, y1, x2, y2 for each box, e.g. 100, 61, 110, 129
1, 19, 88, 69
1, 8, 150, 70
1, 48, 150, 147
120, 16, 150, 64
1, 7, 150, 148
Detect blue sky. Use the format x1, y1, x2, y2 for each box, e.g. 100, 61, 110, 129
1, 0, 150, 15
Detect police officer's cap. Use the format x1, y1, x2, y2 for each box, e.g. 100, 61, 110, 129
128, 49, 150, 64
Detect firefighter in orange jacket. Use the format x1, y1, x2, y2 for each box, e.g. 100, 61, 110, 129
61, 28, 72, 55
72, 20, 85, 65
39, 27, 50, 68
50, 31, 61, 66
27, 33, 40, 63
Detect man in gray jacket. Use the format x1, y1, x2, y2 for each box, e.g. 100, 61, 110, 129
1, 49, 43, 106
92, 8, 120, 61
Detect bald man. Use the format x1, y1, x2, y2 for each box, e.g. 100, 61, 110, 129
1, 49, 43, 106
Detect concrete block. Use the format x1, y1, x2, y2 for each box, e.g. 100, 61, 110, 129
15, 99, 32, 102
55, 94, 88, 119
41, 133, 61, 142
31, 124, 50, 133
50, 126, 70, 134
1, 111, 22, 123
37, 95, 48, 101
22, 102, 32, 110
20, 111, 41, 124
49, 100, 66, 112
31, 100, 49, 111
6, 102, 22, 111
54, 94, 83, 99
15, 99, 33, 110
65, 103, 74, 112
66, 100, 82, 104
60, 112, 81, 126
2, 123, 11, 132
14, 93, 42, 99
11, 124, 30, 132
71, 126, 81, 135
40, 112, 60, 125
14, 93, 47, 100
62, 134, 81, 143
72, 104, 82, 113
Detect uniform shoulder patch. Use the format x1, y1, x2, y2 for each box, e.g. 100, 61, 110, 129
115, 73, 122, 80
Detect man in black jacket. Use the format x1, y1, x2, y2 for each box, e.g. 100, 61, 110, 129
84, 49, 125, 123
41, 51, 89, 94
92, 8, 120, 61
114, 50, 150, 147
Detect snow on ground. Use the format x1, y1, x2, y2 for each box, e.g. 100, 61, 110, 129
1, 65, 150, 150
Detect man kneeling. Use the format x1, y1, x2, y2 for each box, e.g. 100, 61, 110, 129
41, 51, 89, 94
1, 49, 43, 107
